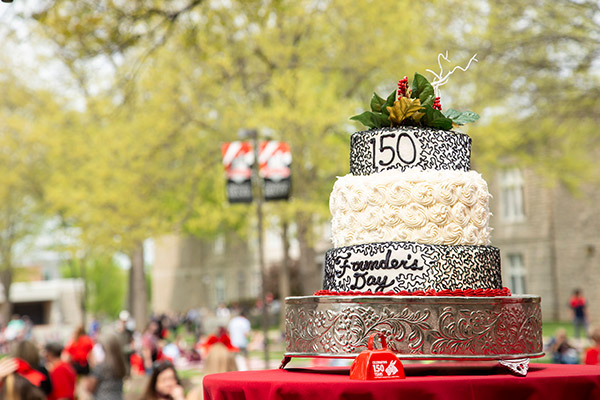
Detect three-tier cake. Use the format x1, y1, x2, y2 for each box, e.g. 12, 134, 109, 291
283, 64, 543, 375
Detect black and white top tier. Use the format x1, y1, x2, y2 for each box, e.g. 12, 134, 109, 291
350, 127, 472, 176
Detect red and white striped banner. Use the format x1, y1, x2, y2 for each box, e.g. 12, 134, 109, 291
221, 141, 253, 182
258, 141, 291, 180
221, 140, 292, 202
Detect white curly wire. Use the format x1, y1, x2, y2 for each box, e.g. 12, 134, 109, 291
426, 52, 478, 97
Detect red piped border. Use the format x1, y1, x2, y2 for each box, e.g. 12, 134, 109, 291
314, 287, 512, 297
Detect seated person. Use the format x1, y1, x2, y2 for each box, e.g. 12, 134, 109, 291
547, 328, 579, 364
584, 327, 600, 365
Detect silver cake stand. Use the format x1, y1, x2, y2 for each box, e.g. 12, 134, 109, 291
282, 295, 543, 376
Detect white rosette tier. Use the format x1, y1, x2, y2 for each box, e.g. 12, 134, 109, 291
330, 169, 492, 248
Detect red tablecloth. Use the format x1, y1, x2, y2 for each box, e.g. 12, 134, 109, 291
203, 362, 600, 400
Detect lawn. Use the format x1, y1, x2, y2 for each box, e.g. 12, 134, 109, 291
543, 320, 576, 339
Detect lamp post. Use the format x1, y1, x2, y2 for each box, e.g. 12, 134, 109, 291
239, 128, 270, 369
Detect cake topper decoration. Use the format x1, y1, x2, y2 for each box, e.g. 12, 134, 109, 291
426, 52, 478, 98
350, 53, 480, 131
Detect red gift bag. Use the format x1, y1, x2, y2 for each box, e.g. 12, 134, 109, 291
349, 333, 405, 380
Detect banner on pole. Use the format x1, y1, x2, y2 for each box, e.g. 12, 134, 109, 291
259, 141, 292, 201
222, 140, 292, 203
221, 141, 253, 203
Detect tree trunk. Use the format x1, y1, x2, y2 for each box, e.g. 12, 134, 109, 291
548, 188, 560, 321
129, 242, 147, 331
70, 257, 87, 327
296, 212, 319, 295
279, 221, 291, 332
0, 267, 13, 324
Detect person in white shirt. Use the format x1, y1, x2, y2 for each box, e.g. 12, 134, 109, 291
227, 311, 251, 370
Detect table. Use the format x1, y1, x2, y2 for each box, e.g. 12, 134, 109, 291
203, 362, 600, 400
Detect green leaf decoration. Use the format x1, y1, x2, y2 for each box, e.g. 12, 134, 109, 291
350, 111, 390, 128
411, 73, 435, 107
351, 74, 479, 131
443, 109, 480, 125
421, 105, 453, 130
381, 90, 397, 116
370, 92, 386, 112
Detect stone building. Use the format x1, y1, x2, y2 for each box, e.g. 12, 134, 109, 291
152, 233, 260, 313
488, 167, 600, 328
152, 224, 319, 313
0, 278, 85, 326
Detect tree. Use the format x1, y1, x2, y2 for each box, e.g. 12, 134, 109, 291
29, 0, 600, 304
27, 0, 438, 296
430, 0, 600, 189
0, 57, 62, 321
168, 0, 434, 292
61, 255, 127, 319
41, 92, 223, 327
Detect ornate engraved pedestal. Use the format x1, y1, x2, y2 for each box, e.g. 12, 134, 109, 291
283, 295, 543, 375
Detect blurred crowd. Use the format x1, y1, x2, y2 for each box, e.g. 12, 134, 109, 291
0, 304, 252, 400
546, 289, 600, 366
2, 287, 600, 399
546, 327, 600, 366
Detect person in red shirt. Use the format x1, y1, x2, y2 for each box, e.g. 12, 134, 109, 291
585, 328, 600, 365
569, 288, 588, 340
44, 342, 76, 400
65, 325, 94, 375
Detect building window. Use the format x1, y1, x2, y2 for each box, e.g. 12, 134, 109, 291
216, 273, 225, 304
499, 168, 525, 222
237, 271, 246, 300
507, 253, 526, 294
214, 235, 225, 255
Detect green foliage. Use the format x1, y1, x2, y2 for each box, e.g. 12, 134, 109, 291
22, 1, 437, 269
443, 109, 480, 126
431, 0, 600, 189
350, 73, 475, 131
2, 0, 597, 306
0, 56, 63, 318
349, 110, 390, 129
421, 105, 453, 130
370, 93, 387, 113
61, 256, 126, 319
411, 73, 435, 107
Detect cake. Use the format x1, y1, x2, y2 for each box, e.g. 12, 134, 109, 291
284, 59, 543, 374
323, 126, 502, 294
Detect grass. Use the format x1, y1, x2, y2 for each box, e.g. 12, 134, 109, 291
542, 321, 575, 339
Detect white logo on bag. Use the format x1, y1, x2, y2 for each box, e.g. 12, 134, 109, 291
373, 363, 385, 377
385, 361, 398, 376
372, 360, 398, 377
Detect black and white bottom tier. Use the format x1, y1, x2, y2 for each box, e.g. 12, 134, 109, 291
284, 295, 543, 360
